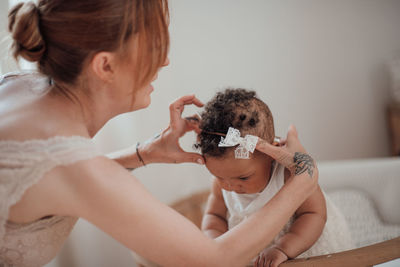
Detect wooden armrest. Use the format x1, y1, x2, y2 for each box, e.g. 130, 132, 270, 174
281, 237, 400, 267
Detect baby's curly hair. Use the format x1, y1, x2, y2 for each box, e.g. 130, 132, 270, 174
197, 88, 274, 158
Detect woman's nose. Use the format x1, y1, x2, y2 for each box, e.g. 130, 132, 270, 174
162, 57, 170, 67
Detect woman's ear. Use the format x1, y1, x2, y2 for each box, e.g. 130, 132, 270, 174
90, 51, 117, 83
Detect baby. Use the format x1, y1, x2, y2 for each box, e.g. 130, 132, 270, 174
196, 88, 353, 266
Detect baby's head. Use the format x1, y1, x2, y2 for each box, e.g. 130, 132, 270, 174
197, 88, 275, 194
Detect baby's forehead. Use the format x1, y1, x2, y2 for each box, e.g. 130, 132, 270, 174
204, 152, 259, 170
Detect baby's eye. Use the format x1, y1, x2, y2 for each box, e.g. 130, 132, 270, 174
239, 177, 249, 181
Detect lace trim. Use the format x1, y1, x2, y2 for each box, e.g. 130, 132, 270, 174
0, 71, 42, 84
0, 136, 102, 246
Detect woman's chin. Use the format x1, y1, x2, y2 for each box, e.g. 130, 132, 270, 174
131, 97, 151, 111
130, 85, 153, 111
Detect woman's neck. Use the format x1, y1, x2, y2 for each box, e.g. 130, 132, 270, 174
49, 81, 124, 138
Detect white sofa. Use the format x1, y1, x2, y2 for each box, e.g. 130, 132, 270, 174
318, 157, 400, 248
46, 157, 400, 267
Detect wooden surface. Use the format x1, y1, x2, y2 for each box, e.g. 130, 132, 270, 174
281, 237, 400, 267
170, 191, 400, 267
170, 190, 210, 228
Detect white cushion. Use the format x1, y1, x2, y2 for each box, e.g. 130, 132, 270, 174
328, 189, 400, 248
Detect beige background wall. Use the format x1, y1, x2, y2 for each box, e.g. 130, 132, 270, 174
1, 1, 400, 266
94, 0, 400, 205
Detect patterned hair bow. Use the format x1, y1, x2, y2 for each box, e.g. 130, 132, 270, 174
218, 127, 259, 159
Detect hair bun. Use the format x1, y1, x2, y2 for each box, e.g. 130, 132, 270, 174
8, 1, 45, 62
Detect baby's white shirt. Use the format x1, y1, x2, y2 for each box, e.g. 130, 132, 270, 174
221, 161, 355, 258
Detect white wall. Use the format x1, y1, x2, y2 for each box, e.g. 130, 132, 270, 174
92, 0, 400, 203
1, 1, 400, 266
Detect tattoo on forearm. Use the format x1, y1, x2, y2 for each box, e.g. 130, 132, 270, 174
293, 152, 314, 178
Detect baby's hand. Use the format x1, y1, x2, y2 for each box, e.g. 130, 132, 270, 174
254, 247, 288, 267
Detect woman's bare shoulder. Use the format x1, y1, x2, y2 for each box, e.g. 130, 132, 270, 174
0, 73, 85, 141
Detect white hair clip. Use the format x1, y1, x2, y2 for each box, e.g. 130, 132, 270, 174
218, 127, 259, 159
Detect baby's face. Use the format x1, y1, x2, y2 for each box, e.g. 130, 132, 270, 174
205, 151, 272, 194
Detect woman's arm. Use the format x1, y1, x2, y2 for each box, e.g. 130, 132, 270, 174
274, 174, 327, 258
201, 179, 228, 238
107, 143, 147, 169
55, 151, 316, 267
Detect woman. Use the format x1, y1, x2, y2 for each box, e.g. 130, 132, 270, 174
0, 1, 318, 266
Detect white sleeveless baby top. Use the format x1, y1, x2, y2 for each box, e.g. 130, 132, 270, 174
222, 162, 354, 258
0, 73, 102, 267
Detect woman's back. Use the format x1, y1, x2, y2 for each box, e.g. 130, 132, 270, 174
0, 73, 49, 140
0, 73, 87, 142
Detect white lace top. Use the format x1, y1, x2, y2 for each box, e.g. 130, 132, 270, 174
0, 136, 101, 267
0, 70, 102, 267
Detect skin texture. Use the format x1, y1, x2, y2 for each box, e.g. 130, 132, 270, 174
202, 142, 327, 267
1, 26, 319, 267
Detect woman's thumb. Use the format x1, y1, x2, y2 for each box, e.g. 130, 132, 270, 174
286, 124, 299, 145
180, 152, 205, 165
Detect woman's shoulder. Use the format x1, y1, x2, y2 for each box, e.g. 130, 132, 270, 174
0, 71, 79, 142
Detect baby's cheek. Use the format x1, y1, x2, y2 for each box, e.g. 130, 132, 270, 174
217, 180, 231, 191
249, 181, 267, 193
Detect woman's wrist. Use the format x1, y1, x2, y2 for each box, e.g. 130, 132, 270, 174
107, 144, 147, 170
107, 135, 162, 169
120, 131, 170, 168
136, 139, 161, 165
135, 142, 147, 167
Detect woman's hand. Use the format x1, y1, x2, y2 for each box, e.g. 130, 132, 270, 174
256, 125, 318, 185
141, 94, 205, 165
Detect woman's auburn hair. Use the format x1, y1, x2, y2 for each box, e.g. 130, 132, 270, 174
8, 0, 169, 90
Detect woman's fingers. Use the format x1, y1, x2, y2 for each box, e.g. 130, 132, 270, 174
257, 125, 316, 179
169, 95, 204, 125
279, 139, 286, 146
159, 95, 206, 165
185, 115, 201, 134
258, 125, 298, 156
256, 139, 293, 167
285, 124, 306, 152
183, 95, 204, 107
254, 255, 263, 267
175, 151, 205, 165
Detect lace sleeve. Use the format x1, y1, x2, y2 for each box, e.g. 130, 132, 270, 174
0, 136, 102, 245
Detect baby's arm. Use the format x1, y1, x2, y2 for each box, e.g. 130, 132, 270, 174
272, 169, 327, 259
201, 179, 228, 239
